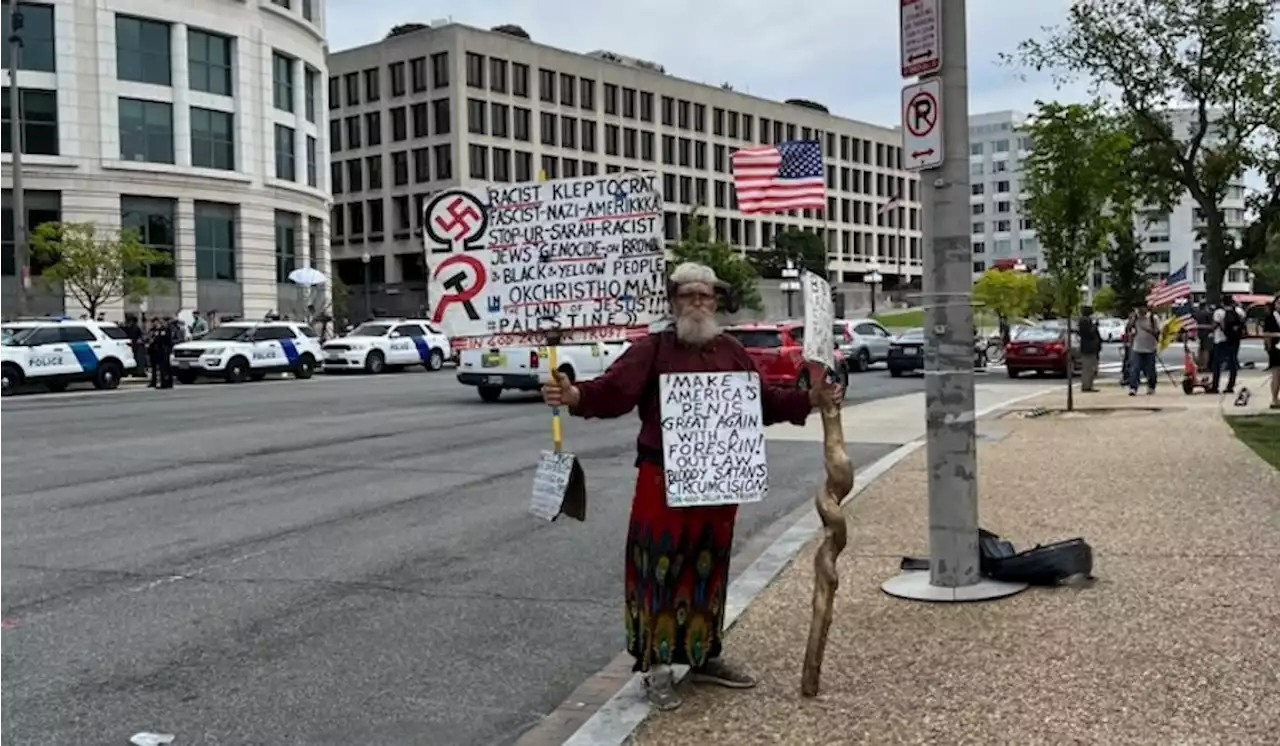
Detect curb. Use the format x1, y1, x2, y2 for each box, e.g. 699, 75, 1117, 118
559, 386, 1054, 746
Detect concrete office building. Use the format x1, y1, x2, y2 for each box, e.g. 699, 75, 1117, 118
327, 22, 922, 318
968, 109, 1252, 297
2, 0, 331, 320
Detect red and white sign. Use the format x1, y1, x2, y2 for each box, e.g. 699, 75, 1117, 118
901, 79, 943, 171
900, 0, 941, 78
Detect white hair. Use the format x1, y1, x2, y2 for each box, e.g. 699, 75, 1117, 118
669, 262, 720, 288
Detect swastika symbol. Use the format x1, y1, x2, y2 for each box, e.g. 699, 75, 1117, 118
423, 190, 489, 248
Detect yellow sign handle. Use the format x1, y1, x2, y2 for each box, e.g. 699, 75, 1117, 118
548, 344, 563, 453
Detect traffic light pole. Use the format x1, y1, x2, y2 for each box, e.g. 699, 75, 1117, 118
8, 0, 28, 317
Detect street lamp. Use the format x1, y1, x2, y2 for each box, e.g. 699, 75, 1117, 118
780, 258, 801, 318
361, 251, 372, 321
864, 261, 883, 316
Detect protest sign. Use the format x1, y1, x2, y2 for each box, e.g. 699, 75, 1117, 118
802, 270, 835, 370
423, 173, 667, 350
658, 371, 768, 507
529, 450, 587, 521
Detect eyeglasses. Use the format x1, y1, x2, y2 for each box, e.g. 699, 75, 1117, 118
676, 291, 717, 304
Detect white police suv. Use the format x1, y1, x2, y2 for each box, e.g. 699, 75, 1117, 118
1, 318, 137, 396
321, 319, 452, 374
170, 321, 322, 384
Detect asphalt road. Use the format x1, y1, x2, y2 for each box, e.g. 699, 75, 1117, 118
1, 368, 930, 746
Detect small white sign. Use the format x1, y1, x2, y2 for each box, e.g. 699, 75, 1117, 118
530, 451, 576, 521
802, 271, 835, 371
902, 79, 943, 171
900, 0, 941, 78
659, 372, 768, 508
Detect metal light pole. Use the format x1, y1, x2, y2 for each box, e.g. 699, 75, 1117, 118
882, 0, 1026, 602
360, 250, 372, 320
864, 261, 882, 316
8, 0, 28, 317
780, 258, 800, 318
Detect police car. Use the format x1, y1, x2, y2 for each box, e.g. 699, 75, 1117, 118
1, 318, 137, 396
170, 321, 322, 384
321, 319, 452, 374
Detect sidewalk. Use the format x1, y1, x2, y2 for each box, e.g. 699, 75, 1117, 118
633, 380, 1280, 745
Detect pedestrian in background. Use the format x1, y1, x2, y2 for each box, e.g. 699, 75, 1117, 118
1126, 304, 1160, 396
1262, 295, 1280, 409
147, 319, 174, 389
1120, 308, 1136, 387
1077, 304, 1102, 392
1210, 296, 1245, 394
124, 315, 146, 379
190, 310, 209, 338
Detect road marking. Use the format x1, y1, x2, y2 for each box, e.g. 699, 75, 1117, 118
125, 548, 274, 594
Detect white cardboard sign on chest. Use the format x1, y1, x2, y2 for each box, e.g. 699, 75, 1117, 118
658, 371, 769, 508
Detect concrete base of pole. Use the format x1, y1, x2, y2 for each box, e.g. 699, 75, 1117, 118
880, 570, 1027, 602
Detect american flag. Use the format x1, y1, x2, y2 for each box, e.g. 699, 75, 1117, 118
1173, 302, 1197, 335
876, 195, 901, 216
731, 140, 826, 214
1146, 263, 1192, 307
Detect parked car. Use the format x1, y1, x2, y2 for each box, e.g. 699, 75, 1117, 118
1096, 317, 1125, 343
458, 339, 630, 402
1005, 326, 1081, 378
833, 318, 893, 372
723, 322, 847, 392
322, 318, 451, 374
1, 319, 136, 395
886, 327, 926, 377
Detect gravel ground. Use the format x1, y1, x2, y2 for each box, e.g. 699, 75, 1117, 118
632, 384, 1280, 746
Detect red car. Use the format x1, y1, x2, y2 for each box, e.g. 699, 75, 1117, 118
1005, 325, 1081, 378
723, 322, 848, 390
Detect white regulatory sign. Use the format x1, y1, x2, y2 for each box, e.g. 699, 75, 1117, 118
901, 79, 943, 171
900, 0, 942, 78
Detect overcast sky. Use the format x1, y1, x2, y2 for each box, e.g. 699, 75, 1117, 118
324, 0, 1090, 128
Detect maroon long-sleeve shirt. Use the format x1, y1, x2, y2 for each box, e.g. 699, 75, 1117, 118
569, 329, 814, 466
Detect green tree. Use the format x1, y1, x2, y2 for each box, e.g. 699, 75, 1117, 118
29, 222, 170, 318
1090, 285, 1118, 316
1020, 102, 1129, 321
667, 212, 763, 312
972, 269, 1038, 320
1010, 0, 1280, 303
1102, 221, 1151, 317
749, 228, 826, 279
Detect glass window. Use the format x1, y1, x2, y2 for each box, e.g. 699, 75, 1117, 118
1, 88, 58, 155
301, 0, 314, 22
304, 66, 318, 122
434, 143, 452, 180
1, 189, 59, 277
389, 61, 406, 96
430, 52, 449, 88
118, 98, 173, 164
2, 3, 56, 72
431, 99, 450, 135
190, 107, 234, 170
272, 52, 294, 112
274, 211, 298, 282
188, 29, 232, 96
120, 196, 176, 279
194, 201, 236, 281
274, 124, 295, 180
363, 68, 379, 102
116, 16, 171, 86
410, 57, 427, 92
306, 136, 317, 187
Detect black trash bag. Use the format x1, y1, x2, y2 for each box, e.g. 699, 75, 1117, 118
899, 529, 1094, 586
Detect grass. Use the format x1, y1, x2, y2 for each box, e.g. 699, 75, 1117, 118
872, 308, 1001, 332
1226, 415, 1280, 470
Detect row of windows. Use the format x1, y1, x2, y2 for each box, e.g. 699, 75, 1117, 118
969, 136, 1032, 156
329, 53, 451, 109
330, 145, 454, 194
973, 218, 1036, 234
329, 99, 451, 151
268, 0, 316, 22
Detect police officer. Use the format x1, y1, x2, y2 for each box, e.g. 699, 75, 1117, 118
147, 318, 174, 389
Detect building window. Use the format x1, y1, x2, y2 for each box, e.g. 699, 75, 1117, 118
541, 155, 557, 179
412, 148, 429, 183
514, 151, 532, 182
344, 72, 358, 106
604, 84, 618, 115
368, 199, 384, 235
118, 98, 173, 164
120, 196, 176, 279
306, 136, 317, 187
274, 211, 297, 283
1, 88, 58, 155
366, 154, 382, 189
304, 66, 318, 122
513, 107, 531, 141
302, 0, 314, 21
432, 98, 451, 135
468, 98, 486, 135
2, 3, 56, 72
1, 190, 60, 277
491, 103, 509, 138
410, 57, 427, 92
580, 79, 595, 111
466, 52, 485, 88
559, 73, 575, 106
116, 16, 171, 86
431, 52, 449, 88
469, 144, 488, 179
392, 151, 408, 186
345, 116, 360, 148
273, 52, 295, 112
512, 63, 529, 97
194, 202, 236, 281
364, 68, 380, 102
490, 58, 507, 93
329, 119, 342, 151
275, 124, 296, 180
539, 68, 555, 103
328, 76, 339, 109
188, 29, 233, 96
330, 162, 343, 193
347, 159, 362, 191
189, 107, 234, 170
366, 111, 382, 146
493, 147, 511, 182
540, 112, 557, 146
347, 203, 363, 236
434, 143, 452, 180
389, 61, 406, 96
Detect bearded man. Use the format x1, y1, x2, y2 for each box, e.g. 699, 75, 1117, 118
541, 261, 843, 710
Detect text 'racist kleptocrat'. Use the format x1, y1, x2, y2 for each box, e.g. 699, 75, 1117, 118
659, 372, 769, 506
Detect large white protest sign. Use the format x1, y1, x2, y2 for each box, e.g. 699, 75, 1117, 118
423, 174, 667, 350
658, 371, 768, 507
802, 270, 835, 370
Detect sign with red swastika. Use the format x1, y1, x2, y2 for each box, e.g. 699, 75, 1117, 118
423, 173, 669, 343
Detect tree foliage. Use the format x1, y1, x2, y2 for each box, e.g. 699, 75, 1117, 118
1009, 0, 1280, 302
1020, 102, 1131, 319
29, 222, 171, 317
749, 228, 826, 279
491, 24, 530, 39
386, 23, 429, 38
1091, 285, 1118, 315
667, 212, 763, 312
1103, 223, 1152, 317
972, 269, 1038, 320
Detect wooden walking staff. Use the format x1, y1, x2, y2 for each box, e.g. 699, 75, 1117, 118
798, 270, 853, 697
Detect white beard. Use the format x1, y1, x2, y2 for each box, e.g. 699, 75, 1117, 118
676, 314, 720, 346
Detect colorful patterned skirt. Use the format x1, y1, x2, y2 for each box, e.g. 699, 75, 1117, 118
624, 462, 738, 672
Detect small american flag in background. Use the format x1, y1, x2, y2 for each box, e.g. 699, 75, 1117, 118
1147, 263, 1192, 307
876, 195, 902, 216
731, 140, 826, 214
